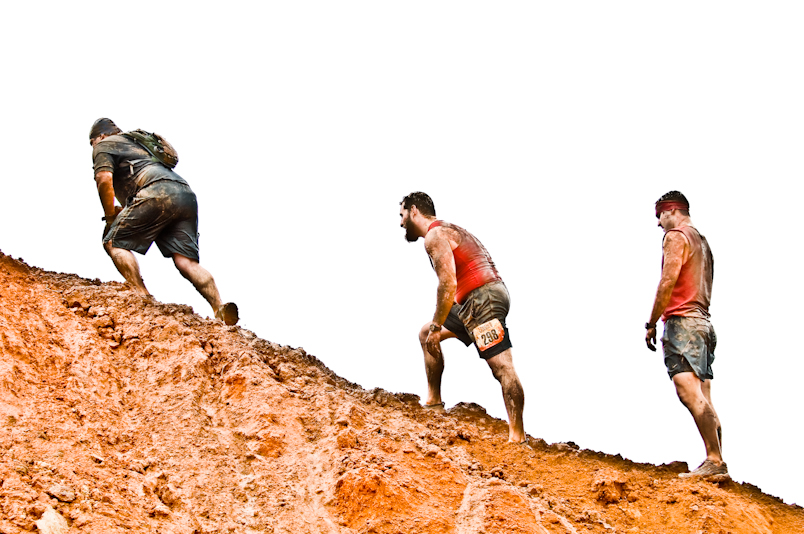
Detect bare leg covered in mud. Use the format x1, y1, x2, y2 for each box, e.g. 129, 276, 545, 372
418, 324, 458, 407
419, 321, 526, 442
104, 242, 149, 296
172, 254, 239, 326
673, 372, 723, 464
486, 348, 526, 443
172, 254, 223, 313
702, 378, 723, 452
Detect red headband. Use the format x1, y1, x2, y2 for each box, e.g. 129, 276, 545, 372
655, 200, 689, 217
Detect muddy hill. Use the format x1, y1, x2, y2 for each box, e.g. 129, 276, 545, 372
1, 251, 802, 534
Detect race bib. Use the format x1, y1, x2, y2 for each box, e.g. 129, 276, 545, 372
472, 319, 505, 352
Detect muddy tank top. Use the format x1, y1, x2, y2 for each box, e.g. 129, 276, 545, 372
428, 221, 502, 304
662, 225, 714, 320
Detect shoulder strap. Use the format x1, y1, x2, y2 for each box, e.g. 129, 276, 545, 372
121, 131, 160, 163
121, 129, 179, 168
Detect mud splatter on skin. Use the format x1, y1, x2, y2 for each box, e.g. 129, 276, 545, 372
1, 250, 803, 533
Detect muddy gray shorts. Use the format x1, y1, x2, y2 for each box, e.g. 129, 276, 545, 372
443, 280, 513, 360
103, 180, 200, 261
661, 316, 716, 381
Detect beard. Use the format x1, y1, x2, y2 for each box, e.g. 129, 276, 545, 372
404, 223, 419, 242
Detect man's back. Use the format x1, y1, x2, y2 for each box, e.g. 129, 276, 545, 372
92, 134, 187, 205
428, 220, 501, 304
663, 225, 713, 320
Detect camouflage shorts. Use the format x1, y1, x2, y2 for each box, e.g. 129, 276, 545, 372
661, 316, 716, 381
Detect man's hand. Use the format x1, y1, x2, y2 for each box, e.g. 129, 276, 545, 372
103, 205, 123, 221
645, 326, 657, 351
102, 206, 123, 238
426, 328, 442, 358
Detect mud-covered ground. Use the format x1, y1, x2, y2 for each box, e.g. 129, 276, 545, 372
1, 250, 802, 533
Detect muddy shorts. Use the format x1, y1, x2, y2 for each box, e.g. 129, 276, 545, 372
661, 316, 716, 381
443, 280, 513, 360
103, 180, 200, 261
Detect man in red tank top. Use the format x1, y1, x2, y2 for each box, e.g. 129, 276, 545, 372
399, 192, 526, 443
646, 191, 727, 479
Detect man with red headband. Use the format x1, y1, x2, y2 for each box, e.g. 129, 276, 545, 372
399, 192, 526, 443
646, 191, 726, 479
89, 118, 238, 325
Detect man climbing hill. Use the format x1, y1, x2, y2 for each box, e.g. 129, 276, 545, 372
400, 191, 525, 443
89, 118, 238, 325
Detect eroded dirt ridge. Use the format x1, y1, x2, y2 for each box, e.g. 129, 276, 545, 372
0, 250, 802, 534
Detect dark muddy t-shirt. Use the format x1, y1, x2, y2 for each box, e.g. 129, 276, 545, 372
92, 134, 189, 207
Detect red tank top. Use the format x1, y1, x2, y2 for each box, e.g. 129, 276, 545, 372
428, 221, 502, 304
662, 225, 714, 320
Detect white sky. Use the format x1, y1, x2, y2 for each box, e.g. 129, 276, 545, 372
2, 1, 802, 505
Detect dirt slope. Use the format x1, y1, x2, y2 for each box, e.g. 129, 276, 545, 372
0, 250, 802, 534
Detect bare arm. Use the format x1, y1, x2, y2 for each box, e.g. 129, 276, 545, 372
646, 231, 687, 350
423, 228, 457, 357
425, 228, 457, 327
95, 171, 117, 220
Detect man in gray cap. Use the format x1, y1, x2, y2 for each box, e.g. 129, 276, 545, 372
89, 118, 238, 325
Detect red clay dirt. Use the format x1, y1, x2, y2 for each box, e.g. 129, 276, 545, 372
0, 250, 802, 533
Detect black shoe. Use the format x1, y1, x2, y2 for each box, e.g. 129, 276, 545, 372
215, 302, 239, 326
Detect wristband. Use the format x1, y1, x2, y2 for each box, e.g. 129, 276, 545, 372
102, 215, 115, 221
429, 323, 442, 333
645, 322, 656, 330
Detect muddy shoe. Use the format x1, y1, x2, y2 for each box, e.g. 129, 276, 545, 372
422, 402, 445, 412
679, 460, 729, 479
215, 302, 239, 326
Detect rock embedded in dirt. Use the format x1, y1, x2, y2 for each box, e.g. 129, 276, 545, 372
27, 501, 48, 520
156, 483, 182, 507
490, 466, 505, 479
527, 483, 544, 497
554, 441, 580, 453
127, 458, 151, 474
150, 501, 171, 517
45, 484, 75, 503
593, 469, 629, 504
337, 428, 360, 449
34, 506, 69, 534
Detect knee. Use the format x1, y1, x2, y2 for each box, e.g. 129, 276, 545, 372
674, 385, 704, 410
418, 324, 431, 346
486, 350, 514, 380
674, 388, 691, 407
487, 359, 507, 382
490, 366, 504, 382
